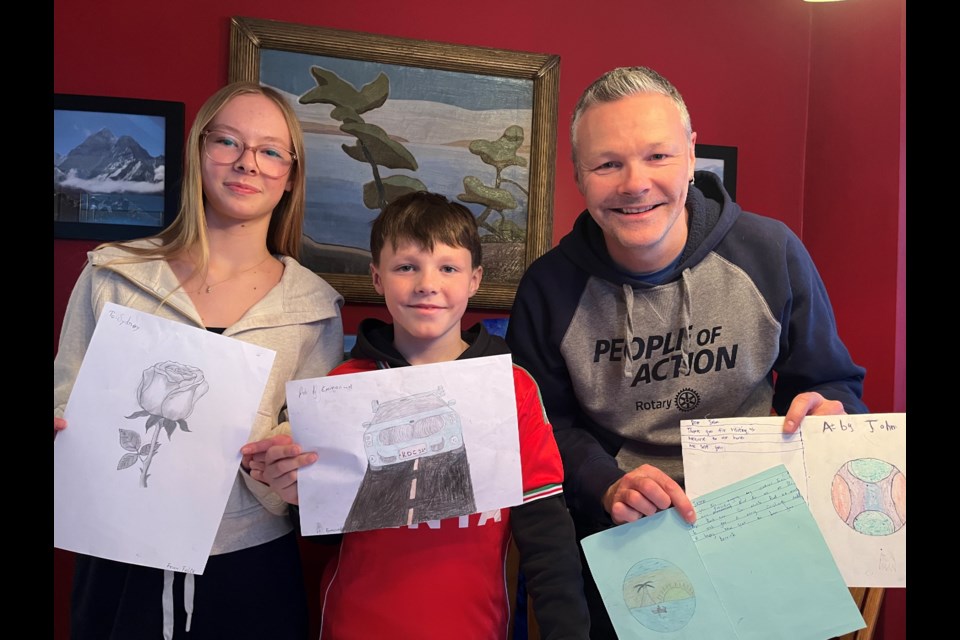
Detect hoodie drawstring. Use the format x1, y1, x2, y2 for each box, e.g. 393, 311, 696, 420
162, 570, 174, 640
162, 569, 196, 638
184, 574, 195, 631
622, 284, 636, 378
622, 269, 695, 378
678, 269, 694, 376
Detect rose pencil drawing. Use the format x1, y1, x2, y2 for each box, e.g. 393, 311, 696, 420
117, 361, 209, 487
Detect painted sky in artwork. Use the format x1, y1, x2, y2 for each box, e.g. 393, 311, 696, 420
261, 49, 533, 111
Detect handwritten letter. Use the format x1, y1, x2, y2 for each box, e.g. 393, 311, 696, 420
682, 413, 906, 587
583, 466, 865, 640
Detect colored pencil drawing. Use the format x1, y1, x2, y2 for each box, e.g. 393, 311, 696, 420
831, 458, 906, 536
622, 558, 696, 633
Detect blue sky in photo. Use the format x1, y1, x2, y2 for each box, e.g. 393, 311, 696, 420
54, 110, 166, 157
260, 49, 532, 111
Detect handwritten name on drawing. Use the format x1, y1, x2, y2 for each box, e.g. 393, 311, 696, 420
821, 417, 899, 434
165, 563, 196, 574
298, 383, 353, 400
878, 548, 897, 573
107, 310, 141, 332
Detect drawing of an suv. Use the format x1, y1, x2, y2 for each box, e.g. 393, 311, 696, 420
362, 387, 463, 470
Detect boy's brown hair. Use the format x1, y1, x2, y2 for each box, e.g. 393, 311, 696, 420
370, 191, 482, 269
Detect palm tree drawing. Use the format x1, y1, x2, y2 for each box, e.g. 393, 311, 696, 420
634, 580, 656, 607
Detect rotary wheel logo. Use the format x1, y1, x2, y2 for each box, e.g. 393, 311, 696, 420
675, 388, 700, 412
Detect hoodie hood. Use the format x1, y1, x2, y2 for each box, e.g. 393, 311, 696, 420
350, 318, 509, 367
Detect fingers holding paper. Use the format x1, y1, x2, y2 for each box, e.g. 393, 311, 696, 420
603, 464, 697, 525
782, 391, 847, 434
241, 436, 317, 505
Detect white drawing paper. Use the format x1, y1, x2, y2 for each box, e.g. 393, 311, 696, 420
681, 413, 905, 587
54, 302, 277, 574
286, 354, 523, 534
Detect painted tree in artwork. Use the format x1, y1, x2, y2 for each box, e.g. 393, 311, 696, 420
297, 66, 530, 283
299, 67, 427, 210
458, 124, 528, 242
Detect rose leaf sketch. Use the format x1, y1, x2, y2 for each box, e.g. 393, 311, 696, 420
117, 361, 209, 487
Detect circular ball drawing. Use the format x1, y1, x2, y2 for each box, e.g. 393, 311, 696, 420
622, 558, 696, 632
831, 458, 906, 535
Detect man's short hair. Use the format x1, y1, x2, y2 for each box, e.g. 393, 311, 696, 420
570, 66, 693, 164
370, 191, 483, 269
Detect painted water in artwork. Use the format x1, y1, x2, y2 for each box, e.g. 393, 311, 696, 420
261, 50, 534, 283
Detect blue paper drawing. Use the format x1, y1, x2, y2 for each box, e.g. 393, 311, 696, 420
622, 558, 696, 632
582, 466, 866, 640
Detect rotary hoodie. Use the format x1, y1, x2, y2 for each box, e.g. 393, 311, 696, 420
506, 170, 866, 527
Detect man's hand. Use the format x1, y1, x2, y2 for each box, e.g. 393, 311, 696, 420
783, 391, 846, 433
602, 464, 696, 525
240, 436, 318, 505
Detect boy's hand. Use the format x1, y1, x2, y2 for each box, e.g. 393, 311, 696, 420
240, 436, 317, 505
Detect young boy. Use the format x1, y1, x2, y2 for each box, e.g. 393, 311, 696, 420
244, 191, 590, 639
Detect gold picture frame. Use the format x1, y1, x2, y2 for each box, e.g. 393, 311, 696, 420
229, 16, 560, 309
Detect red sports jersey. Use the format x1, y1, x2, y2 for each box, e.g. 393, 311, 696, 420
319, 356, 565, 640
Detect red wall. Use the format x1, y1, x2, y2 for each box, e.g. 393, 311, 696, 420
54, 0, 906, 637
805, 0, 905, 416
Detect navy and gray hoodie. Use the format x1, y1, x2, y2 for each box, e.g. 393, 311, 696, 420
506, 170, 867, 528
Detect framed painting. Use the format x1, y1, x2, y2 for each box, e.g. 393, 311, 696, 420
54, 94, 184, 241
229, 16, 560, 309
695, 144, 738, 200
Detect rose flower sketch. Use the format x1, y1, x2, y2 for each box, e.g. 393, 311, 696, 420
117, 361, 209, 487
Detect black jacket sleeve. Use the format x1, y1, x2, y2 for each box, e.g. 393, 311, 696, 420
510, 494, 591, 639
508, 262, 625, 526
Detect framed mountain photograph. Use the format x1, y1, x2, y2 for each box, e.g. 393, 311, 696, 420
54, 94, 185, 241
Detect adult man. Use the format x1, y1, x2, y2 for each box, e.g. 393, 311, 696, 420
505, 66, 866, 636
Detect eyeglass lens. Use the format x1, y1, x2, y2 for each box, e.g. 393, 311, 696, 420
203, 132, 294, 177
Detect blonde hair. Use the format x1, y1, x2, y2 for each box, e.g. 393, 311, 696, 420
98, 81, 306, 279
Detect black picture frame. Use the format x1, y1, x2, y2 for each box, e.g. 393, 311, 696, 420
695, 143, 738, 201
54, 94, 185, 241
